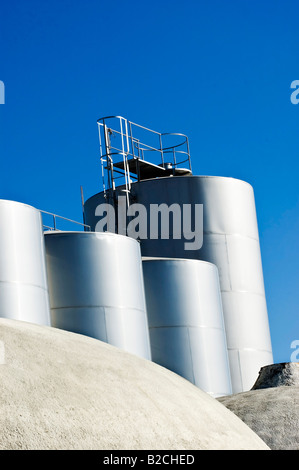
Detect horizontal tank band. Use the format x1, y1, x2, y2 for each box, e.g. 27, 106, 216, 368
228, 347, 274, 353
149, 325, 227, 331
0, 280, 49, 291
131, 231, 260, 241
221, 290, 267, 296
50, 306, 148, 312
202, 231, 259, 241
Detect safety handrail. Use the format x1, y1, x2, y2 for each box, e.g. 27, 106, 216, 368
40, 209, 91, 232
98, 116, 191, 167
97, 116, 192, 197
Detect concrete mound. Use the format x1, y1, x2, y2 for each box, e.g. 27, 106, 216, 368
219, 363, 299, 450
0, 318, 269, 450
252, 362, 299, 389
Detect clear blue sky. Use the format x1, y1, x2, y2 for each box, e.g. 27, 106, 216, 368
0, 0, 298, 364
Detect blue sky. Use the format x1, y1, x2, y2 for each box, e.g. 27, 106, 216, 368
0, 0, 298, 364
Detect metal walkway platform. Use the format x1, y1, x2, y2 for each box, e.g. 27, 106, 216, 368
113, 158, 192, 181
96, 115, 193, 202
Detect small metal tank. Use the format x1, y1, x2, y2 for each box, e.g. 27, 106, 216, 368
142, 257, 232, 398
0, 200, 51, 325
44, 231, 151, 360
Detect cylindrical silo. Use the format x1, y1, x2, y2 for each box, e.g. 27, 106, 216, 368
142, 258, 232, 398
84, 175, 273, 393
0, 200, 51, 326
44, 231, 151, 360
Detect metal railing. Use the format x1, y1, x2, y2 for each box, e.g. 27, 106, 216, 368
97, 116, 192, 197
40, 209, 91, 232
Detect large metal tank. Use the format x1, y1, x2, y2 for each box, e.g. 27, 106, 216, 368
84, 175, 273, 393
44, 231, 151, 360
0, 200, 51, 325
142, 257, 232, 398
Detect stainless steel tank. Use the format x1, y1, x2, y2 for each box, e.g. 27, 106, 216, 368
142, 257, 232, 398
0, 200, 51, 325
84, 175, 273, 393
44, 231, 151, 360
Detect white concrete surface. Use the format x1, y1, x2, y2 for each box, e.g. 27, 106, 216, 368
0, 318, 269, 450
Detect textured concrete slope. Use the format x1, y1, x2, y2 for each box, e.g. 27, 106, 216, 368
219, 363, 299, 450
0, 319, 269, 450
